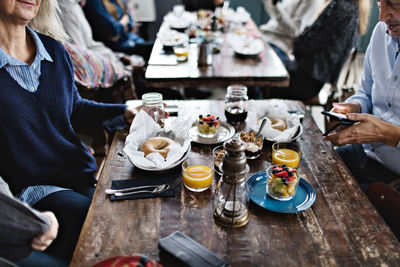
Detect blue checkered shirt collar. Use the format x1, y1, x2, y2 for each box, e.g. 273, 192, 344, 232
0, 27, 53, 68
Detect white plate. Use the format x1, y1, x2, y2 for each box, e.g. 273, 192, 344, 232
233, 38, 264, 57
127, 143, 191, 172
188, 122, 235, 144
266, 125, 303, 143
158, 30, 189, 47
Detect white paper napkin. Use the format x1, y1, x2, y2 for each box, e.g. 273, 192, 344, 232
246, 100, 301, 142
123, 111, 192, 169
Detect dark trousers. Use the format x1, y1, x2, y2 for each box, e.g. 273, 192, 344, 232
32, 187, 95, 263
267, 43, 324, 101
337, 144, 400, 191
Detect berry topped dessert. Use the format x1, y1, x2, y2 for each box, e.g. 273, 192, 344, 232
197, 114, 221, 138
266, 164, 299, 201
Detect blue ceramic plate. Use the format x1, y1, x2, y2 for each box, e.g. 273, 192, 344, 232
247, 172, 316, 213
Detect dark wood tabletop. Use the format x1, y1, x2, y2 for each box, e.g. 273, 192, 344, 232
71, 100, 400, 267
145, 20, 289, 89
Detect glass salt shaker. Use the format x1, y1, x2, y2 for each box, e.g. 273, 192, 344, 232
142, 92, 165, 128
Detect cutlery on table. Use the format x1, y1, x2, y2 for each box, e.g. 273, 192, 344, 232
106, 179, 181, 196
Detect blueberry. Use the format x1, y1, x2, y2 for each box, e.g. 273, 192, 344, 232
208, 123, 214, 127
283, 167, 289, 171
282, 164, 287, 168
207, 114, 211, 117
216, 117, 220, 120
272, 169, 279, 174
282, 178, 288, 185
288, 171, 293, 177
199, 115, 203, 119
210, 118, 214, 122
199, 121, 204, 124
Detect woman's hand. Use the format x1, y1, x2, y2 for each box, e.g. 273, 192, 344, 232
324, 113, 400, 147
124, 104, 170, 125
120, 14, 130, 32
31, 211, 58, 251
124, 106, 140, 125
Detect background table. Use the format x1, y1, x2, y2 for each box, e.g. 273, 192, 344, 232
71, 100, 400, 267
145, 21, 289, 89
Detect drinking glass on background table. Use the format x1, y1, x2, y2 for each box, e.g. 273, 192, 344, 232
173, 43, 189, 62
182, 158, 214, 192
142, 92, 165, 128
272, 142, 301, 168
173, 5, 185, 18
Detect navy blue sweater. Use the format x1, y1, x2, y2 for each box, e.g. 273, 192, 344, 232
0, 33, 126, 193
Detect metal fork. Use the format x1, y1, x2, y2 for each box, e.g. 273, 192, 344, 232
112, 179, 181, 197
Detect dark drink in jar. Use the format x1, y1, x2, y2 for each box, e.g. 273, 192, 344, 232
225, 106, 248, 123
225, 84, 248, 124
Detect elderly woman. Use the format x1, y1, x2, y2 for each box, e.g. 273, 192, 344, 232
0, 0, 137, 262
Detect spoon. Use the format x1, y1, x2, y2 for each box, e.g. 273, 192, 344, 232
114, 184, 169, 197
105, 184, 164, 195
257, 118, 267, 137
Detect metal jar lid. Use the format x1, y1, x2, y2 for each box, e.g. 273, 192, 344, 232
221, 138, 247, 179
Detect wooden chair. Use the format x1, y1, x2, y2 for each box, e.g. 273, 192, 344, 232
75, 76, 137, 159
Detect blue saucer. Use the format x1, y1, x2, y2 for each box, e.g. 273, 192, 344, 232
247, 172, 316, 213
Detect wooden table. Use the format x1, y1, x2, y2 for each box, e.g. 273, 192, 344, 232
145, 20, 289, 89
71, 100, 400, 267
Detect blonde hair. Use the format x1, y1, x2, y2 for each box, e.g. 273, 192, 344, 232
357, 0, 371, 35
102, 0, 128, 20
28, 0, 69, 43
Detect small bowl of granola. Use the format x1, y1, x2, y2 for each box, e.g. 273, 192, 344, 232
238, 131, 263, 159
212, 145, 226, 175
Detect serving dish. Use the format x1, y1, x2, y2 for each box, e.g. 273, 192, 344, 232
188, 122, 235, 144
247, 171, 316, 213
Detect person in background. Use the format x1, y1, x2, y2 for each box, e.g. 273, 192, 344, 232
267, 0, 371, 102
260, 0, 326, 67
182, 0, 224, 11
0, 0, 138, 263
324, 0, 400, 191
83, 0, 154, 61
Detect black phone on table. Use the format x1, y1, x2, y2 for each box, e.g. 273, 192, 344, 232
321, 111, 358, 136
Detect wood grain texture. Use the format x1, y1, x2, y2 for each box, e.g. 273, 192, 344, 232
71, 100, 400, 267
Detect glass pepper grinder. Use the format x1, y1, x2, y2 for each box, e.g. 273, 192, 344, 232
213, 138, 249, 228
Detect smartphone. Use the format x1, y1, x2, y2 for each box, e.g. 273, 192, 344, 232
321, 111, 358, 136
321, 111, 357, 124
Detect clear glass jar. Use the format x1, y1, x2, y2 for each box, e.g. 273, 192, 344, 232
224, 84, 248, 124
141, 92, 165, 128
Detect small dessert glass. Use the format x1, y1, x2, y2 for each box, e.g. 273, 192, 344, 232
266, 165, 300, 201
271, 142, 301, 168
238, 131, 263, 159
182, 158, 214, 192
197, 115, 220, 139
212, 145, 226, 175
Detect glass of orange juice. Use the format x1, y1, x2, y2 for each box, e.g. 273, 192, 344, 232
173, 44, 189, 62
271, 142, 301, 168
182, 158, 214, 192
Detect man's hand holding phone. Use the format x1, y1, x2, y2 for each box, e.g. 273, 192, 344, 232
322, 111, 358, 136
322, 102, 399, 147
